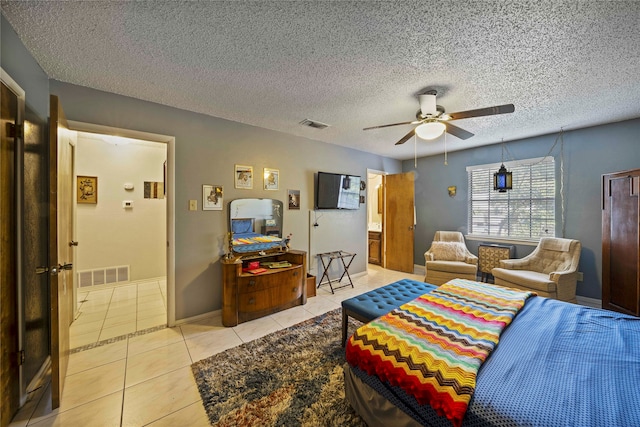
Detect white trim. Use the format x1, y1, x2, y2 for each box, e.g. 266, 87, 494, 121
465, 235, 540, 246
173, 309, 221, 326
66, 120, 177, 327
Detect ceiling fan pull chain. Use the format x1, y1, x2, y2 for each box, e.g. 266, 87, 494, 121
444, 131, 448, 166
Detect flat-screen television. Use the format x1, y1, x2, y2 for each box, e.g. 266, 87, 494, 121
315, 171, 361, 210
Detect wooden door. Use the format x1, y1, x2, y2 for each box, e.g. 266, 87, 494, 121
602, 169, 640, 315
1, 81, 19, 427
49, 95, 75, 408
383, 172, 415, 273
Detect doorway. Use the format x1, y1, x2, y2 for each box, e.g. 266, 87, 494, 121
367, 170, 385, 268
69, 128, 170, 350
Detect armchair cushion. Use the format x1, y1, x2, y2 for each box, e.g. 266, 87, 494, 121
428, 241, 468, 262
491, 268, 556, 293
426, 260, 477, 275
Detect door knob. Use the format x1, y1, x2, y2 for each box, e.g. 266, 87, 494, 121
35, 267, 49, 275
50, 263, 73, 275
69, 240, 79, 246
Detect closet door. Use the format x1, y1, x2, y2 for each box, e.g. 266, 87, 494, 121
602, 169, 640, 315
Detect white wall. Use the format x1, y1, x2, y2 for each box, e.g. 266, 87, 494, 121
75, 133, 167, 281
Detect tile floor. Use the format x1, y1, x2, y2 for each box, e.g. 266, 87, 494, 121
11, 265, 424, 427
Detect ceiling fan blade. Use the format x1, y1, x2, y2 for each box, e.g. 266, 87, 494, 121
445, 123, 474, 140
447, 104, 515, 121
363, 120, 420, 131
394, 129, 416, 145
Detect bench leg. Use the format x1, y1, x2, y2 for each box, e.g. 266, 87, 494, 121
342, 310, 348, 347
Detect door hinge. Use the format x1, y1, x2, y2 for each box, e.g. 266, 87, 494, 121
18, 350, 25, 366
7, 123, 24, 139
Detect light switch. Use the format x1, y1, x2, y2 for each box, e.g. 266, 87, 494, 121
189, 200, 197, 211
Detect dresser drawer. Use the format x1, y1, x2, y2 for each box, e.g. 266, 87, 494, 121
238, 283, 303, 313
238, 266, 302, 293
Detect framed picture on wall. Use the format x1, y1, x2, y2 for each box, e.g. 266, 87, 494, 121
203, 185, 223, 210
235, 165, 253, 189
264, 168, 279, 190
77, 175, 98, 204
288, 189, 300, 209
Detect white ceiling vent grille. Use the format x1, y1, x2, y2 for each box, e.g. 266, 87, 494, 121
299, 119, 330, 130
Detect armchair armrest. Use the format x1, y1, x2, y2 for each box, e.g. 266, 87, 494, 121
465, 254, 478, 265
549, 270, 578, 284
424, 251, 435, 262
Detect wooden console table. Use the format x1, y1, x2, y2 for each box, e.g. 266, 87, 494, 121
221, 249, 307, 326
317, 250, 356, 294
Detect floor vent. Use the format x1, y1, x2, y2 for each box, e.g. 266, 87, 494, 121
77, 265, 130, 288
299, 118, 330, 129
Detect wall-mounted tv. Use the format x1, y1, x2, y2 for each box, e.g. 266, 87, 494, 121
315, 171, 361, 210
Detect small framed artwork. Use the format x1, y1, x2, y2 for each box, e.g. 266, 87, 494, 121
288, 189, 300, 210
264, 168, 279, 190
203, 185, 223, 210
77, 175, 98, 204
235, 165, 253, 189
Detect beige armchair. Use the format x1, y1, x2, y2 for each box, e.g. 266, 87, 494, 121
424, 231, 478, 285
491, 237, 581, 303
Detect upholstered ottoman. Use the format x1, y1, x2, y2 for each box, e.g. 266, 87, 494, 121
341, 278, 436, 346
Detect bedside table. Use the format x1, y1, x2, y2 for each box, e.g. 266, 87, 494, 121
478, 243, 515, 282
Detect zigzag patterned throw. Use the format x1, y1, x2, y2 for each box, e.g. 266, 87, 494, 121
345, 279, 534, 427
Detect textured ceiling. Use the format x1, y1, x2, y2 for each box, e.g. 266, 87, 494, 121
2, 1, 639, 160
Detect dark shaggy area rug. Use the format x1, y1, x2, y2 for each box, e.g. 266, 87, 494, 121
191, 308, 367, 426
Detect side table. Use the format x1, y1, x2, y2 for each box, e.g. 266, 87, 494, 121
317, 250, 356, 294
478, 243, 515, 282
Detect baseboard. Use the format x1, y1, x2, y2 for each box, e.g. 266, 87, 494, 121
413, 264, 425, 276
576, 295, 602, 309
174, 308, 222, 326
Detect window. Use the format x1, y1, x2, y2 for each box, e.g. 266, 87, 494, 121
467, 157, 555, 240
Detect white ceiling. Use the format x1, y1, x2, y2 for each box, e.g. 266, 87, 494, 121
2, 1, 639, 160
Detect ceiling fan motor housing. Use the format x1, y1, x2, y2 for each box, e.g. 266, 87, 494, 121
419, 93, 438, 117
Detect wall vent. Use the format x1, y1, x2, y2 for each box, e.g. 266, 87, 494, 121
299, 119, 330, 129
77, 265, 130, 288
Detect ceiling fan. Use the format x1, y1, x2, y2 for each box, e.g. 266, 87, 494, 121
363, 90, 515, 145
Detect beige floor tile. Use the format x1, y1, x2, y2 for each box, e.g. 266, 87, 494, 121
58, 359, 126, 412
137, 305, 166, 319
27, 391, 123, 427
73, 309, 108, 325
179, 315, 224, 339
185, 327, 242, 362
302, 295, 341, 316
99, 323, 136, 341
270, 305, 316, 328
125, 341, 192, 387
67, 340, 128, 376
105, 305, 137, 318
136, 315, 167, 331
233, 316, 283, 342
137, 292, 163, 303
68, 318, 103, 336
69, 330, 101, 349
121, 366, 201, 426
145, 401, 211, 427
103, 313, 137, 329
137, 300, 165, 312
106, 298, 137, 310
127, 327, 183, 355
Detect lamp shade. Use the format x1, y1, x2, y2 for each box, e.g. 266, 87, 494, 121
493, 164, 513, 192
415, 122, 446, 140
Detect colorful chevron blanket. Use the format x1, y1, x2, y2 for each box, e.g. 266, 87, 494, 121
345, 279, 534, 427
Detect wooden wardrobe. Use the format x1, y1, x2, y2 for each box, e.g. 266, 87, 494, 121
602, 168, 640, 316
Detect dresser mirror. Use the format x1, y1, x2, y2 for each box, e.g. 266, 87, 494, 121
229, 198, 283, 238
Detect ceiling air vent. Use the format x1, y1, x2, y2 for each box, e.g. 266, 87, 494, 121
299, 119, 330, 130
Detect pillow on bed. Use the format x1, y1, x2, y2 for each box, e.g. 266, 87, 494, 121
429, 241, 468, 261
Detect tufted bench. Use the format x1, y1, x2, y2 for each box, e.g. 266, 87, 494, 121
341, 278, 437, 346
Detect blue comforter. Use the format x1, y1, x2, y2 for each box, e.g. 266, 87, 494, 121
352, 296, 640, 426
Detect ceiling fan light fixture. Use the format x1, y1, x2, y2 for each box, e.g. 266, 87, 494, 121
415, 122, 446, 140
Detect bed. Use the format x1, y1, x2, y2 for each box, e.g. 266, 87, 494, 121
344, 279, 640, 427
230, 218, 284, 254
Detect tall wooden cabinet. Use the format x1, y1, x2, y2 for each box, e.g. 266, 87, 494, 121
602, 169, 640, 316
221, 250, 307, 326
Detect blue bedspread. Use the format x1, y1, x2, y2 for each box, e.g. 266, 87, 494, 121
351, 296, 640, 426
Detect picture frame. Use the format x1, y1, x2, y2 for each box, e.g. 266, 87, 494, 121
264, 168, 279, 191
234, 165, 253, 189
77, 175, 98, 204
203, 184, 223, 210
288, 189, 300, 210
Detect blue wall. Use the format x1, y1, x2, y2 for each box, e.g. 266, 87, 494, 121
407, 118, 640, 299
